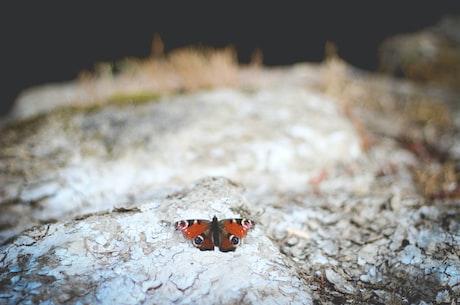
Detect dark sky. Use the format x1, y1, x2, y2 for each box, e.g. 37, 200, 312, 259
2, 4, 459, 116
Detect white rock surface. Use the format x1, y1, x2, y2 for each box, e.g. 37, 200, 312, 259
1, 61, 459, 304
0, 177, 311, 305
0, 86, 362, 243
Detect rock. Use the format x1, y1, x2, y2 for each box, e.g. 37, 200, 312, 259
0, 177, 312, 305
0, 86, 362, 244
2, 22, 460, 303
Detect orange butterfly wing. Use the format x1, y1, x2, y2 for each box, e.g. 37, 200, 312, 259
218, 218, 255, 252
175, 217, 255, 252
175, 219, 215, 251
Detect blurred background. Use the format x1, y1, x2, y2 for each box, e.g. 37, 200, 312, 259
2, 3, 459, 116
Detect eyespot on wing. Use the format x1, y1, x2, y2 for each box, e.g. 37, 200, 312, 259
175, 219, 210, 239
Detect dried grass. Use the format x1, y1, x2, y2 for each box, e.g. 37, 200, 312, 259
412, 161, 460, 199
322, 42, 459, 200
77, 36, 239, 105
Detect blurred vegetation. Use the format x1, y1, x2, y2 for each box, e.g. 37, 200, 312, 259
378, 15, 460, 93
77, 34, 239, 105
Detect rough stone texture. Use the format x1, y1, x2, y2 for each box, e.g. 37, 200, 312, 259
0, 177, 311, 305
0, 86, 361, 244
1, 17, 460, 305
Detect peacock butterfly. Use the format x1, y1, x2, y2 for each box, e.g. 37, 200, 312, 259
174, 215, 255, 252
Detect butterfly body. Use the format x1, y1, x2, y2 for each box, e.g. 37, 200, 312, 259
174, 216, 255, 252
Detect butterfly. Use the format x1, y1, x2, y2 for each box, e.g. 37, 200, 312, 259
174, 215, 255, 252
